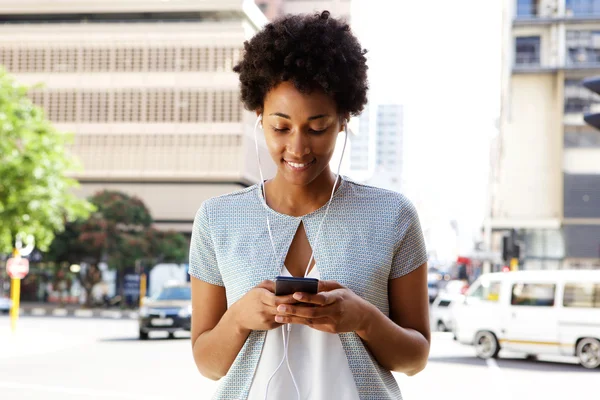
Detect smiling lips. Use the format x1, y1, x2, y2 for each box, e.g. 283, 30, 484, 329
284, 159, 316, 171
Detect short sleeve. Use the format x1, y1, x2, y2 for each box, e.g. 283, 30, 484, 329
188, 202, 224, 286
389, 199, 428, 279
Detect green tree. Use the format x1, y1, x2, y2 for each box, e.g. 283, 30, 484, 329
46, 190, 189, 307
0, 67, 94, 253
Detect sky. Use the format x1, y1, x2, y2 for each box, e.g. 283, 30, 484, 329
343, 0, 502, 261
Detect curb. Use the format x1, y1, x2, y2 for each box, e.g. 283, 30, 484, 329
15, 307, 138, 320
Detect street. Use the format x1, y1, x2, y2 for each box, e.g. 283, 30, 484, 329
0, 316, 596, 400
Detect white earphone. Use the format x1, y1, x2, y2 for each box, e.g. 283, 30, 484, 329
253, 114, 349, 400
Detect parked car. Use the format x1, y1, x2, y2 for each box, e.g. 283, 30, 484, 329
452, 270, 600, 369
441, 279, 469, 296
138, 282, 191, 340
0, 295, 11, 314
430, 293, 454, 332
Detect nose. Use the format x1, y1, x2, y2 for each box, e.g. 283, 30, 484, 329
286, 130, 310, 157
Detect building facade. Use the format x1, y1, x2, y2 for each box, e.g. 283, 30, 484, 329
255, 0, 351, 20
0, 0, 273, 234
494, 0, 600, 269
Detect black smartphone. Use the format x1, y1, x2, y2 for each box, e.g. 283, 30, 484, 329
274, 276, 319, 296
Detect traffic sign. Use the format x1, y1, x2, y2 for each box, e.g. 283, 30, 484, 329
7, 257, 29, 279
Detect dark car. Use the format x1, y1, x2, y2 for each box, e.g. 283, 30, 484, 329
138, 283, 191, 340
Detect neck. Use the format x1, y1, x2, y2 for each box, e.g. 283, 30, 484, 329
265, 169, 340, 217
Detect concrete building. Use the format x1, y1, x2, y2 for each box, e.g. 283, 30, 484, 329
494, 0, 600, 270
0, 0, 273, 234
255, 0, 351, 21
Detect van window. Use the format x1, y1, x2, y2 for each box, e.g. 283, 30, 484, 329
469, 281, 501, 302
511, 283, 556, 307
563, 283, 600, 308
437, 299, 451, 307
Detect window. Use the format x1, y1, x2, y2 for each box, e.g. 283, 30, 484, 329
515, 36, 540, 65
564, 79, 600, 114
566, 30, 600, 66
511, 283, 556, 306
567, 0, 600, 16
564, 131, 600, 148
516, 0, 538, 17
564, 283, 600, 308
469, 281, 502, 302
437, 299, 451, 308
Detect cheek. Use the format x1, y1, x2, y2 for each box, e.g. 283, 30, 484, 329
313, 135, 338, 156
265, 136, 285, 159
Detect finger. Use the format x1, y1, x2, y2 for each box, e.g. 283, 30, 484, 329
262, 293, 297, 307
274, 314, 327, 326
256, 280, 275, 292
292, 291, 338, 306
276, 303, 332, 319
318, 280, 345, 292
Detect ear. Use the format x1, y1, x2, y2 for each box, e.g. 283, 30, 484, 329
339, 114, 350, 132
255, 110, 263, 126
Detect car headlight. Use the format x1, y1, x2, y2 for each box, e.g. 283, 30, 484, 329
178, 305, 192, 318
139, 306, 149, 317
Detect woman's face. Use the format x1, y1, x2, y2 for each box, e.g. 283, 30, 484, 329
260, 81, 344, 187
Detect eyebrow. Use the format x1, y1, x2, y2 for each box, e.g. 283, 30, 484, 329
269, 112, 330, 121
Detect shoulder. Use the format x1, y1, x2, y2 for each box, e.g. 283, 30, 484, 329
194, 184, 261, 222
342, 177, 417, 214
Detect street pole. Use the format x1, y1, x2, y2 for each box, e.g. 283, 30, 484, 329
139, 273, 147, 308
10, 277, 20, 333
10, 248, 21, 334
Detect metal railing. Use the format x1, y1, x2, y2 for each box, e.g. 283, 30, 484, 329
515, 52, 541, 66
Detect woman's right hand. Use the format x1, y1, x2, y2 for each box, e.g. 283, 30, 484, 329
232, 280, 297, 331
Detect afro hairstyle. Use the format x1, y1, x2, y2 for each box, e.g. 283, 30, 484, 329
233, 10, 368, 117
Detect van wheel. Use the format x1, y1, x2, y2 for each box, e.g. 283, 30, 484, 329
437, 321, 447, 332
139, 330, 149, 340
576, 338, 600, 369
474, 331, 500, 359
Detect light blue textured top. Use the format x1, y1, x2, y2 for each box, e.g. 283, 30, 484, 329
189, 177, 428, 400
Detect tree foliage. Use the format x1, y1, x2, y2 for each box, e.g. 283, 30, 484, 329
0, 67, 94, 253
47, 190, 189, 270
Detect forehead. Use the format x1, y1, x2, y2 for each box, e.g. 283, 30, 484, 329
263, 81, 337, 117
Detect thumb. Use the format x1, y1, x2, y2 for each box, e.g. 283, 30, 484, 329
318, 280, 345, 293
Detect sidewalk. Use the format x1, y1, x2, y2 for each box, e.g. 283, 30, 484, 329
16, 302, 139, 320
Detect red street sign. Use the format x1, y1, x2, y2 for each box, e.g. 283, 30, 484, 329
7, 257, 29, 279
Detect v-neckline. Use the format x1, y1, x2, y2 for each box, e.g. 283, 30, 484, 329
282, 264, 319, 278
255, 175, 347, 220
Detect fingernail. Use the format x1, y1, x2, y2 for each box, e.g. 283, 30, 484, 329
293, 293, 303, 300
275, 316, 284, 323
277, 305, 287, 312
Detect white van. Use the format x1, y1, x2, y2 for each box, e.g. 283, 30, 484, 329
452, 270, 600, 369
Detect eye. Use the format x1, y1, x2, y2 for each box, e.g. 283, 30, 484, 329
271, 126, 289, 133
309, 128, 327, 134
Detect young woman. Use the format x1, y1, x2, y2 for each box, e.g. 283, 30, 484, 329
189, 11, 430, 400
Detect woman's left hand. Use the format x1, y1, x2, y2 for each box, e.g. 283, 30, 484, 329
274, 280, 371, 334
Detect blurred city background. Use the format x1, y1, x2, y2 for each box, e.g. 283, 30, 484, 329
0, 0, 599, 399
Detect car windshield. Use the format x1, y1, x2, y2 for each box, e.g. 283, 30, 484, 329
154, 286, 191, 301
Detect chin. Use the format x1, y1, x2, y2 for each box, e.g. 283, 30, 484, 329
278, 166, 322, 186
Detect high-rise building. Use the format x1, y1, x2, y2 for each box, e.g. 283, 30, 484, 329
0, 0, 273, 234
255, 0, 351, 21
349, 104, 404, 192
494, 0, 600, 270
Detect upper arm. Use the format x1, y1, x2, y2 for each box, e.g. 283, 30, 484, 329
189, 201, 227, 344
388, 197, 429, 341
389, 263, 431, 343
191, 277, 227, 345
